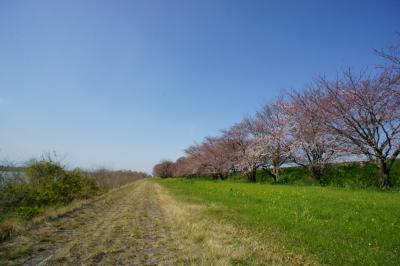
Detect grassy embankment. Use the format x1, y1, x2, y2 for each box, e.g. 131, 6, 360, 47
191, 160, 400, 189
157, 178, 400, 265
260, 160, 400, 188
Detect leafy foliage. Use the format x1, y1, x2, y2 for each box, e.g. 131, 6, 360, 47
182, 160, 400, 189
0, 160, 99, 220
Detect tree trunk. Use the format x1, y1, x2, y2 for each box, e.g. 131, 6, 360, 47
272, 165, 280, 183
212, 173, 221, 180
247, 169, 257, 183
377, 159, 391, 190
309, 165, 323, 182
264, 168, 278, 183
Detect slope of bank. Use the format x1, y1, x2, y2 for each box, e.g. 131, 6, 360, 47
157, 178, 400, 265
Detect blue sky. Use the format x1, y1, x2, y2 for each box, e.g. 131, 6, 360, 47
0, 0, 399, 173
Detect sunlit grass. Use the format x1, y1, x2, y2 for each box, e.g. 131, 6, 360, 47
157, 178, 400, 265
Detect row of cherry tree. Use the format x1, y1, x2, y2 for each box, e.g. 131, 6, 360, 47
154, 41, 400, 189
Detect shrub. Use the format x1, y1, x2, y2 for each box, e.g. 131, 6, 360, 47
27, 161, 65, 182
0, 160, 99, 220
16, 206, 39, 220
54, 170, 98, 203
221, 160, 400, 189
0, 182, 35, 209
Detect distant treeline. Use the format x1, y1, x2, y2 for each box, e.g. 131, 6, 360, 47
88, 169, 150, 189
0, 166, 26, 172
154, 38, 400, 190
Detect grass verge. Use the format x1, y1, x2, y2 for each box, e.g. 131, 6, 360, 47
156, 178, 400, 265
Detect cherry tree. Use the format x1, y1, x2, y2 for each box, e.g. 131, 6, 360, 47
245, 102, 292, 182
183, 144, 207, 176
221, 122, 259, 182
200, 136, 233, 179
153, 160, 175, 178
173, 157, 191, 177
183, 138, 232, 179
375, 39, 400, 78
221, 123, 250, 171
311, 67, 400, 189
285, 91, 348, 181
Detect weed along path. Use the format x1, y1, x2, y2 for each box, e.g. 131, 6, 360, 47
0, 179, 313, 265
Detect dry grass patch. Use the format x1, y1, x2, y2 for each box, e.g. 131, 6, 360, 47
154, 181, 315, 265
0, 218, 23, 242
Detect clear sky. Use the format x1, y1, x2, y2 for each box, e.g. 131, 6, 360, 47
0, 0, 399, 173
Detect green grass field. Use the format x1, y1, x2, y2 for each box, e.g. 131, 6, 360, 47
157, 178, 400, 265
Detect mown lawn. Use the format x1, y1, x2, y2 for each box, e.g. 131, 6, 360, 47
157, 178, 400, 265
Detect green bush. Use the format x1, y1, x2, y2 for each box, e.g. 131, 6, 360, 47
220, 160, 400, 189
16, 206, 39, 220
27, 161, 65, 182
0, 160, 99, 220
0, 182, 35, 209
319, 162, 380, 188
53, 169, 98, 203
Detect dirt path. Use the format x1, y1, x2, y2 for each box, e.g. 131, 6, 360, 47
0, 180, 198, 265
0, 179, 313, 266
